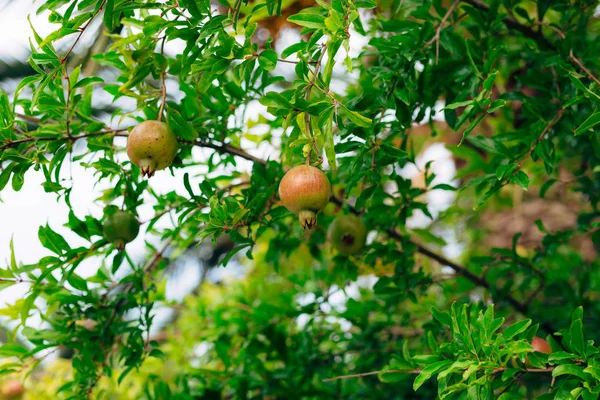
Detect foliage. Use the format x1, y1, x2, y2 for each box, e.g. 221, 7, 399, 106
0, 0, 599, 398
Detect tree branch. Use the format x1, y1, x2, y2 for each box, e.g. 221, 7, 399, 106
323, 367, 554, 382
459, 0, 555, 50
0, 129, 128, 152
423, 0, 461, 63
60, 0, 108, 65
460, 0, 600, 86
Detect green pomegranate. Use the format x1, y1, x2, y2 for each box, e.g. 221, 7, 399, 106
0, 380, 24, 399
103, 210, 140, 250
328, 215, 367, 255
278, 165, 331, 229
127, 120, 178, 178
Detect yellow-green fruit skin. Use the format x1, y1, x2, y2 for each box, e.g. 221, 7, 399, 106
103, 211, 140, 250
0, 380, 24, 399
278, 165, 331, 229
127, 121, 178, 177
328, 215, 367, 255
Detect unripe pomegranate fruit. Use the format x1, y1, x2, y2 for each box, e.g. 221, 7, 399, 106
0, 380, 24, 399
328, 215, 367, 256
279, 165, 331, 229
103, 210, 140, 250
127, 120, 178, 177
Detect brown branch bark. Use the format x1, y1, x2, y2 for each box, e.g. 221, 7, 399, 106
323, 367, 554, 382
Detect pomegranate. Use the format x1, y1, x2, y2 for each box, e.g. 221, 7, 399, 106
524, 336, 552, 368
328, 215, 367, 255
279, 165, 331, 229
103, 210, 140, 250
531, 336, 552, 354
0, 380, 24, 399
127, 120, 178, 177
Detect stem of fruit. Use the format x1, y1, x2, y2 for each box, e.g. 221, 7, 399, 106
157, 36, 168, 122
304, 44, 326, 165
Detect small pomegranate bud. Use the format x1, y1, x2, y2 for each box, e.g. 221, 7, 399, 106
328, 215, 367, 255
279, 165, 331, 229
127, 120, 178, 178
103, 210, 140, 250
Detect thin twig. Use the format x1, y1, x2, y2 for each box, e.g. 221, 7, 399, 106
277, 57, 317, 65
304, 44, 327, 164
0, 129, 128, 152
60, 0, 108, 65
157, 36, 168, 122
323, 367, 553, 383
323, 369, 420, 382
64, 72, 73, 138
520, 109, 565, 166
423, 0, 461, 63
568, 50, 600, 87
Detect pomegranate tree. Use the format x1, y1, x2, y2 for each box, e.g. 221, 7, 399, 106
328, 215, 367, 256
278, 165, 331, 229
103, 210, 140, 250
126, 120, 178, 178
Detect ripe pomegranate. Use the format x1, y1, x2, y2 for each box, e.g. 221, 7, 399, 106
127, 120, 178, 177
0, 380, 24, 399
103, 210, 140, 250
531, 336, 552, 354
524, 336, 552, 368
279, 165, 331, 229
328, 215, 367, 256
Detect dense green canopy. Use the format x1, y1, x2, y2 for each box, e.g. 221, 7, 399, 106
0, 0, 599, 398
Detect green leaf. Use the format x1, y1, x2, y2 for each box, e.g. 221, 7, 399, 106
539, 179, 557, 198
281, 42, 306, 59
341, 105, 372, 127
548, 351, 577, 362
355, 185, 377, 211
583, 366, 600, 380
288, 12, 326, 29
67, 273, 88, 291
167, 108, 198, 140
430, 183, 456, 191
552, 364, 588, 380
73, 76, 104, 89
379, 144, 408, 161
483, 70, 498, 91
323, 113, 337, 170
502, 319, 531, 340
459, 114, 485, 145
258, 50, 278, 71
570, 318, 584, 357
575, 110, 600, 135
442, 100, 473, 110
431, 307, 452, 327
413, 360, 453, 391
0, 344, 28, 357
511, 170, 530, 191
38, 225, 71, 255
260, 91, 292, 109
104, 0, 115, 30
